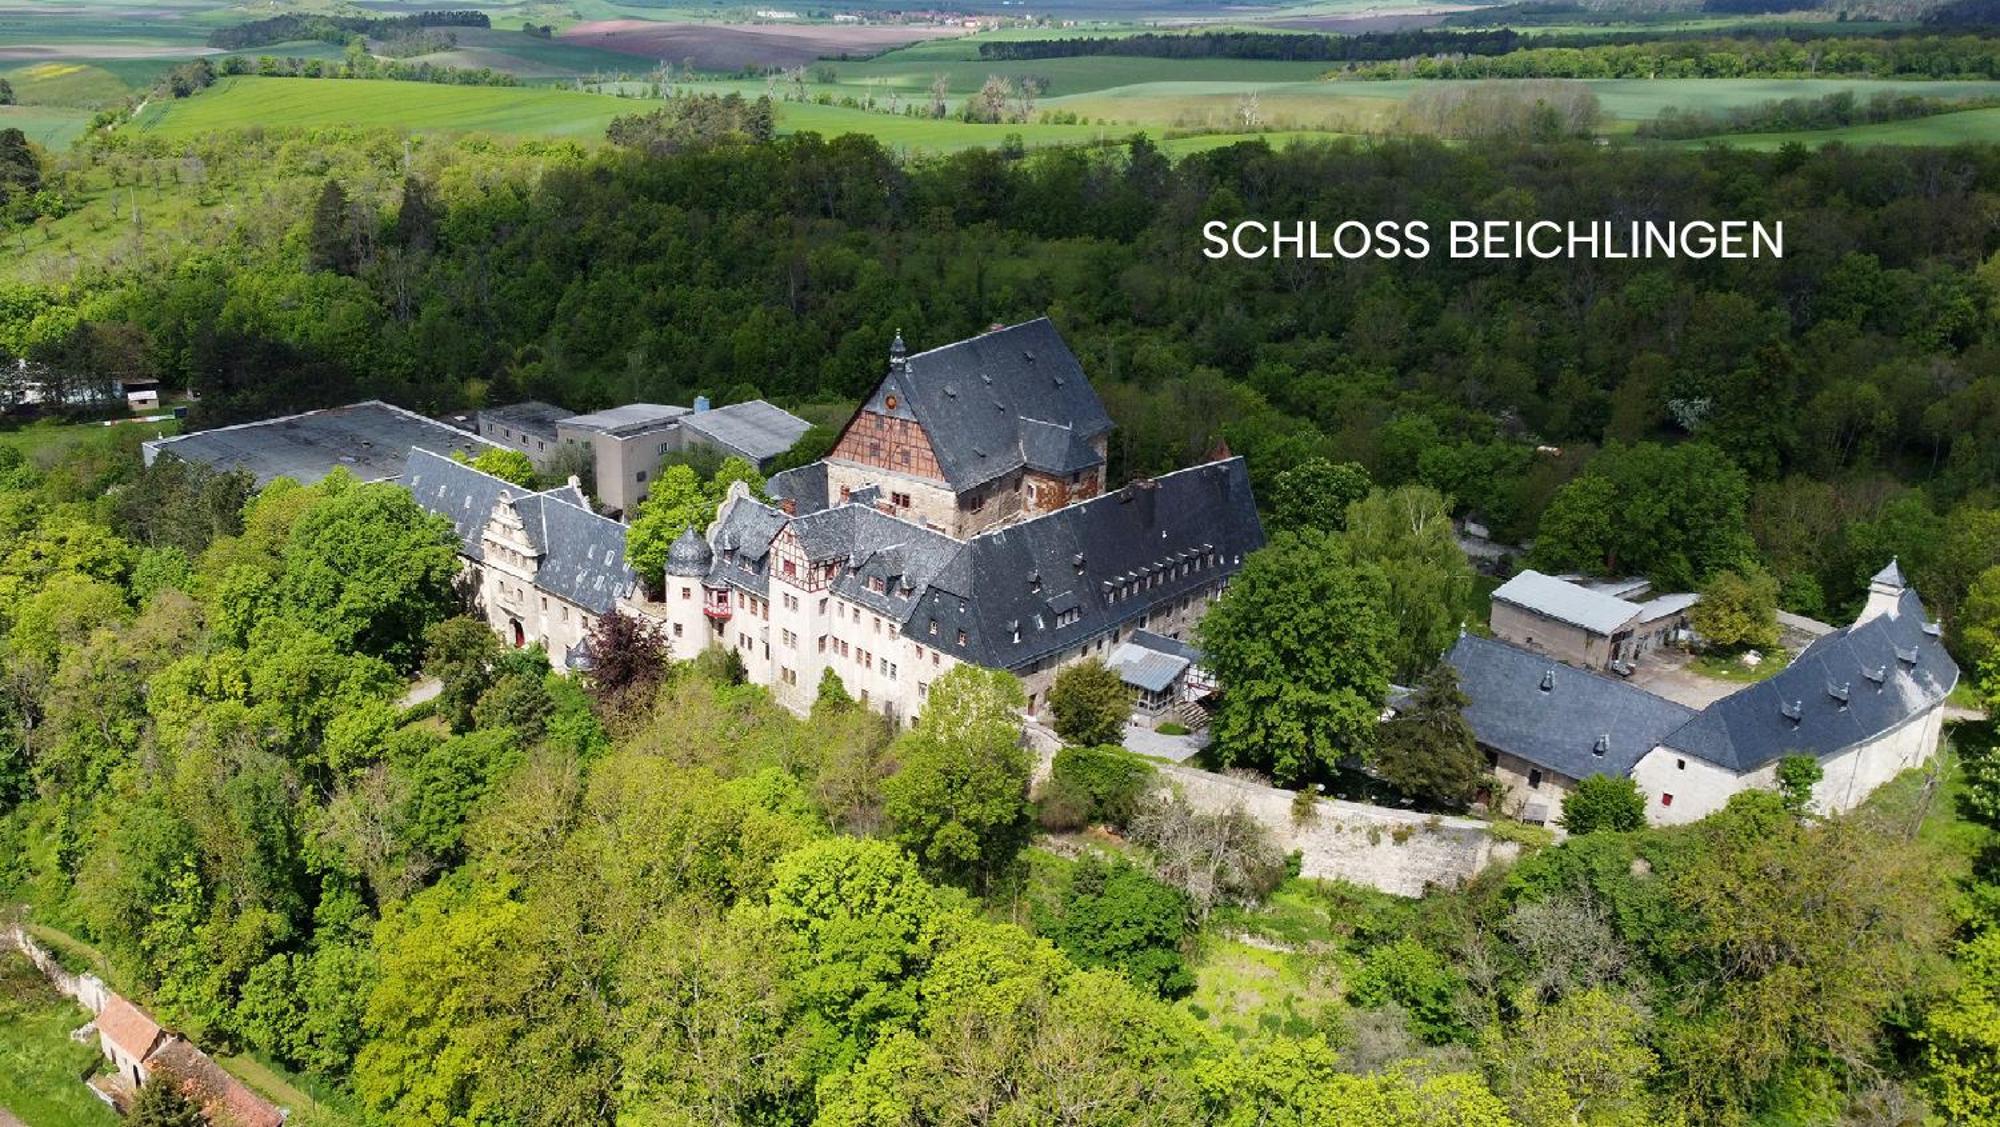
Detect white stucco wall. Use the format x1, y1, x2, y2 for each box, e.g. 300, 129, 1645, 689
1629, 700, 1945, 825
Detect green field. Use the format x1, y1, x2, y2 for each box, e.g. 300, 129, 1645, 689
133, 74, 639, 139
133, 75, 1140, 151
1695, 105, 2000, 148
0, 101, 93, 148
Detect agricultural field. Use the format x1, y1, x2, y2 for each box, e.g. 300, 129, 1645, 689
0, 101, 93, 148
131, 74, 638, 139
130, 74, 1133, 151
556, 18, 968, 70
1697, 104, 2000, 148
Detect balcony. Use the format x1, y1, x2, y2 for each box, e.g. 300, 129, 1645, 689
703, 601, 732, 621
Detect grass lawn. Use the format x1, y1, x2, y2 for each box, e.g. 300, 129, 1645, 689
1690, 647, 1790, 683
0, 952, 115, 1127
217, 1053, 361, 1127
1181, 935, 1339, 1046
0, 417, 179, 465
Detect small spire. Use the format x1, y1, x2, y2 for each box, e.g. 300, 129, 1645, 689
889, 329, 907, 371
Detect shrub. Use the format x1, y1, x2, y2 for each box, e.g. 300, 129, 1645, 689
1559, 775, 1647, 835
1346, 938, 1471, 1044
1048, 744, 1156, 829
1035, 855, 1194, 999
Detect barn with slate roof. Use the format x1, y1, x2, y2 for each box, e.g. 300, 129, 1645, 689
1445, 559, 1958, 825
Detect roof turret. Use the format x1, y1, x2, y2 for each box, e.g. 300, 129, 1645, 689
666, 525, 714, 577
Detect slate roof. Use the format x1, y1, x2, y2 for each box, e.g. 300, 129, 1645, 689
1873, 558, 1907, 587
1447, 633, 1698, 782
1131, 629, 1202, 665
852, 318, 1114, 492
405, 448, 516, 561
704, 495, 791, 597
692, 458, 1260, 675
97, 996, 164, 1062
768, 462, 829, 515
1493, 569, 1646, 636
1661, 586, 1958, 772
941, 458, 1263, 671
405, 447, 636, 615
666, 526, 714, 577
513, 490, 636, 615
682, 400, 812, 465
143, 400, 496, 486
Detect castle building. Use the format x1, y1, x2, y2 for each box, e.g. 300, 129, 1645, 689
649, 319, 1264, 723
405, 448, 637, 670
1447, 560, 1958, 825
816, 319, 1114, 538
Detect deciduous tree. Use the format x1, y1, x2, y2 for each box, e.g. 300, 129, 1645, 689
1199, 530, 1394, 784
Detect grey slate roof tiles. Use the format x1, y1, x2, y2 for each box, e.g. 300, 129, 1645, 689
861, 318, 1114, 492
946, 458, 1263, 671
1660, 587, 1958, 772
1451, 581, 1959, 781
1447, 633, 1698, 782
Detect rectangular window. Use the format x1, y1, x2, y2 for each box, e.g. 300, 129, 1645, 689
956, 630, 968, 646
885, 662, 897, 681
1528, 769, 1543, 790
637, 470, 648, 483
782, 629, 797, 647
1662, 793, 1674, 807
673, 623, 683, 638
681, 586, 692, 600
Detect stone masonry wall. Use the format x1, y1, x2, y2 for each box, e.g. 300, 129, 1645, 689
1029, 733, 1515, 898
1154, 764, 1518, 897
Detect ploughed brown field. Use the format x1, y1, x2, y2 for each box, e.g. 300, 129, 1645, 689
557, 20, 965, 70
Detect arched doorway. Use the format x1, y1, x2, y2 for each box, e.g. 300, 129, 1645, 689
511, 620, 525, 648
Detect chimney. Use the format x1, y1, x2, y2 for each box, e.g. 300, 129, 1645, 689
779, 497, 797, 516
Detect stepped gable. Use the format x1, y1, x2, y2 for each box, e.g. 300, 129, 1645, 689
405, 447, 636, 614
1661, 586, 1958, 772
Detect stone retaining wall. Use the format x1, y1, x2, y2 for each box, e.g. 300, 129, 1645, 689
1154, 763, 1516, 897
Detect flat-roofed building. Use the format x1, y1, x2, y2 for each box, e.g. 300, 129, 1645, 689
526, 397, 809, 516
141, 400, 497, 486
